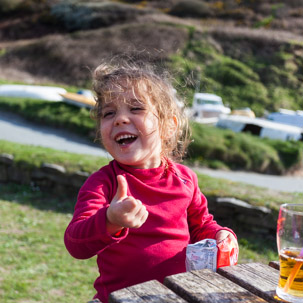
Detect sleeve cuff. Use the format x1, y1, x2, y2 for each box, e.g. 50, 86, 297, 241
96, 205, 129, 244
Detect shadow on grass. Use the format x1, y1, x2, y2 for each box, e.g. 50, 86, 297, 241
0, 182, 77, 214
0, 182, 278, 262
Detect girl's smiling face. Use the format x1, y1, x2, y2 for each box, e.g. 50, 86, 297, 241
100, 84, 162, 169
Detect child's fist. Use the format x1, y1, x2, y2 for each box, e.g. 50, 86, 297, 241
106, 175, 149, 235
216, 230, 239, 267
216, 230, 238, 249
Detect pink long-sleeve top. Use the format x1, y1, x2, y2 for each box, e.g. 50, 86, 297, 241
64, 159, 235, 302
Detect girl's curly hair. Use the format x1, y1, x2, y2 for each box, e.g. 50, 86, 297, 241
91, 59, 191, 162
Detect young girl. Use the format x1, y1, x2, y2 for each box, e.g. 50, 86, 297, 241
64, 61, 238, 303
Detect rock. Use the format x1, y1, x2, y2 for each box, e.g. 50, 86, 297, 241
0, 153, 14, 165
212, 197, 275, 232
70, 171, 90, 187
216, 197, 271, 214
41, 163, 66, 174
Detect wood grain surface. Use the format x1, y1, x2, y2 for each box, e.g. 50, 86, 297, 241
164, 268, 266, 303
217, 263, 280, 303
109, 279, 187, 303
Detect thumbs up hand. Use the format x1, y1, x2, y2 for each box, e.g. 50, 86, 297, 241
106, 175, 149, 235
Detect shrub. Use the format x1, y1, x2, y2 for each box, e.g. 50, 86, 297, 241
220, 84, 269, 116
270, 65, 299, 88
205, 57, 260, 86
219, 8, 254, 21
254, 15, 275, 28
0, 0, 22, 14
266, 86, 294, 110
265, 139, 303, 170
0, 0, 49, 15
187, 122, 287, 174
50, 1, 145, 31
200, 57, 270, 115
169, 0, 213, 18
169, 48, 271, 116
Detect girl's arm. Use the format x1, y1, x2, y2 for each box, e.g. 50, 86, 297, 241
64, 176, 129, 260
187, 173, 237, 243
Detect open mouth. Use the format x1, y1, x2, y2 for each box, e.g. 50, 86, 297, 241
115, 134, 138, 145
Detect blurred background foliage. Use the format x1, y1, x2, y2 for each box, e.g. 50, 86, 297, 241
0, 95, 302, 175
0, 0, 303, 174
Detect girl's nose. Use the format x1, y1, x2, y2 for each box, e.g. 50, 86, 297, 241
114, 111, 130, 126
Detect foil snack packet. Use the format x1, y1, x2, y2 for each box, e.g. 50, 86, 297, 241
186, 237, 238, 272
185, 239, 218, 272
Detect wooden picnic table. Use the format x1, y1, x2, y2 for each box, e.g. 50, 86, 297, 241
109, 262, 281, 303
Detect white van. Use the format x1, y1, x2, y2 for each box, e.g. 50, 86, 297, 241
192, 93, 231, 119
217, 115, 303, 142
266, 108, 303, 128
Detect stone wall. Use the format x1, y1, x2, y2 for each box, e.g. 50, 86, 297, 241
0, 153, 89, 196
208, 196, 277, 235
0, 153, 277, 234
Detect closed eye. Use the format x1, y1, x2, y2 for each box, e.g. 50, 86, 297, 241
103, 111, 115, 118
131, 107, 145, 112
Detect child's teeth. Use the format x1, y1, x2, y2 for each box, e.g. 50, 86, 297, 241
116, 134, 137, 144
117, 134, 135, 141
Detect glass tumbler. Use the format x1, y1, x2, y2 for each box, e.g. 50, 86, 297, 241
276, 203, 303, 302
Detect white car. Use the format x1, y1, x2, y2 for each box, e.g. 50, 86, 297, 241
192, 93, 231, 119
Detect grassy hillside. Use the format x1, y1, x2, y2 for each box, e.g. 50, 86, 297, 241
169, 26, 303, 116
1, 1, 303, 116
0, 0, 303, 174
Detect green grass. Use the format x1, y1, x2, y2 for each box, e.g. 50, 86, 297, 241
0, 182, 278, 302
0, 183, 98, 303
0, 140, 109, 173
196, 172, 303, 210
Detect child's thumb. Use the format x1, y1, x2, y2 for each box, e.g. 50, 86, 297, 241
114, 175, 128, 201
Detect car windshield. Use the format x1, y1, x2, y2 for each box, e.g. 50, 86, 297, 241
197, 99, 222, 105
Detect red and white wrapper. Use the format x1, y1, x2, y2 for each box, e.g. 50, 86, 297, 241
217, 236, 238, 268
186, 237, 238, 272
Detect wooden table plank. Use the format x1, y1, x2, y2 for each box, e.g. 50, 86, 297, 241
217, 263, 280, 303
164, 268, 266, 303
108, 279, 188, 303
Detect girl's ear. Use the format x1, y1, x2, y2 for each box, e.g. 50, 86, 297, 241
165, 115, 178, 139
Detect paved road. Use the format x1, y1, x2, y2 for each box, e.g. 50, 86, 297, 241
0, 111, 110, 158
0, 111, 302, 193
194, 167, 303, 193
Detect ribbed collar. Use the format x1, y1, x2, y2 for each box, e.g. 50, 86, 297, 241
114, 159, 168, 183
